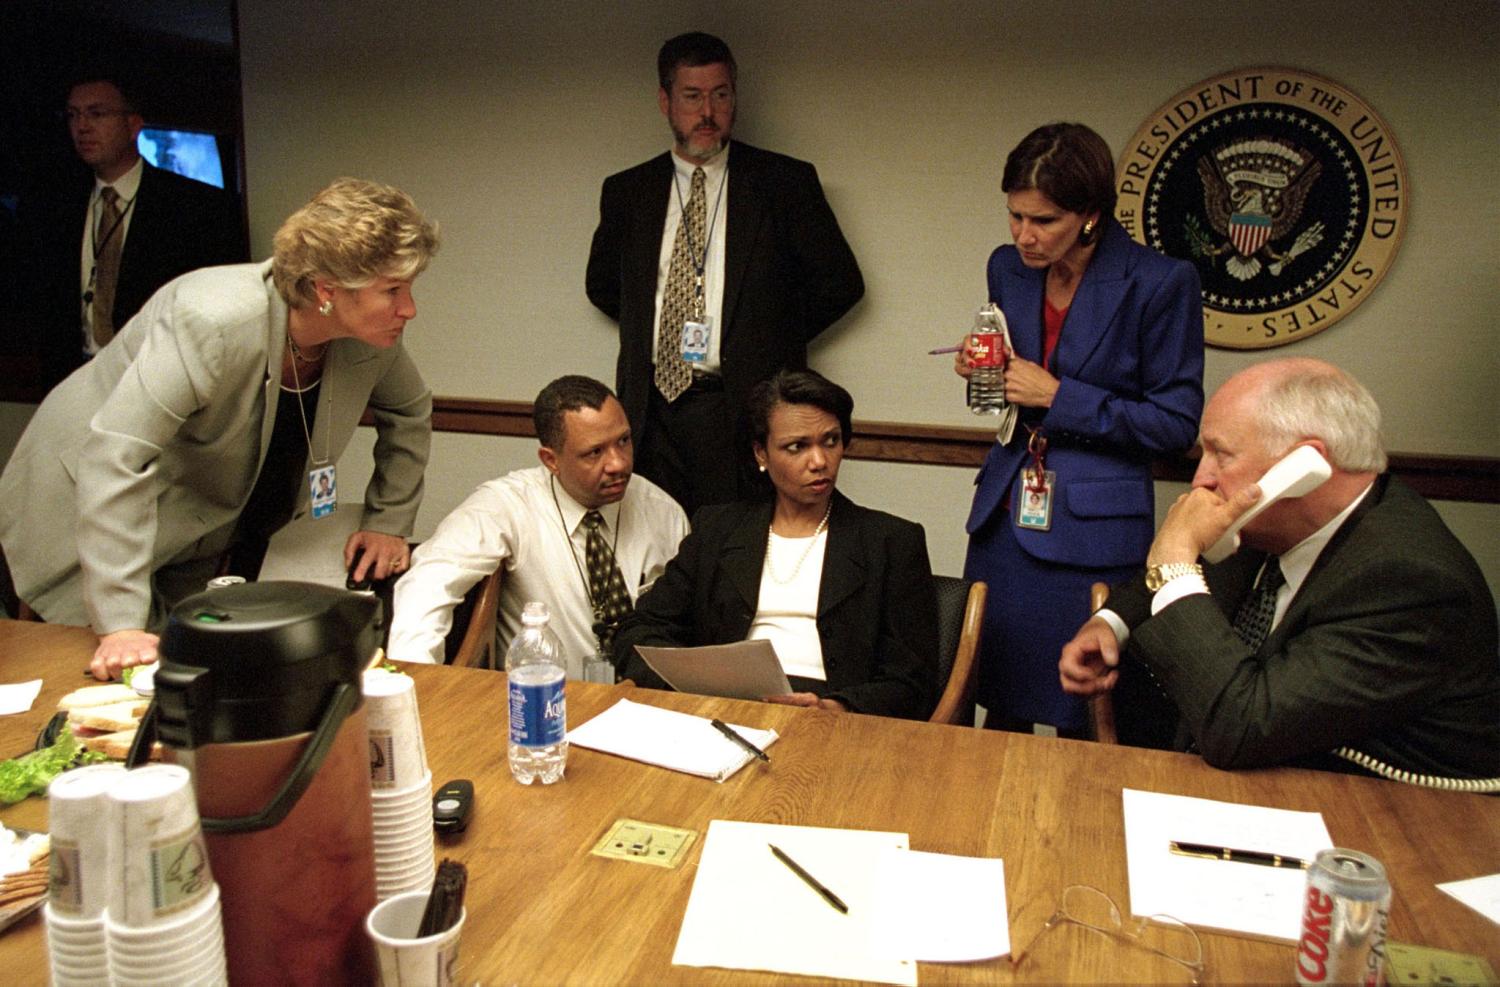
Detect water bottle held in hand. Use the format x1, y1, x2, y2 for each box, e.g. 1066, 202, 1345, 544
966, 303, 1010, 415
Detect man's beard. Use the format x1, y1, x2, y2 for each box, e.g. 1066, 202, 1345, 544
673, 123, 729, 162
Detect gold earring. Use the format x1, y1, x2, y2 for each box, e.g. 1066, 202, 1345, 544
318, 299, 333, 317
1080, 218, 1097, 243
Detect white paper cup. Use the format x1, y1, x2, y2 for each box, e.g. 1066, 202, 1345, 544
106, 765, 215, 928
105, 881, 221, 944
47, 763, 127, 917
363, 672, 429, 789
366, 890, 464, 986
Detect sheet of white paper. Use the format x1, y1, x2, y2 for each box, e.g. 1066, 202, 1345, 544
871, 848, 1010, 962
0, 680, 43, 716
635, 640, 792, 701
257, 505, 362, 587
1122, 788, 1333, 942
567, 698, 777, 782
1437, 873, 1500, 925
674, 820, 915, 986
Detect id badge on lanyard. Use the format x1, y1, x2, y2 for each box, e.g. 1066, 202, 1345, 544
309, 464, 337, 519
1016, 429, 1055, 531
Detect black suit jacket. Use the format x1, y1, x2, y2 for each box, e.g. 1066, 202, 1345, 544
613, 492, 939, 719
20, 162, 247, 387
585, 141, 863, 443
1109, 475, 1500, 778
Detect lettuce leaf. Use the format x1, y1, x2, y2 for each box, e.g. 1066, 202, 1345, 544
0, 728, 110, 804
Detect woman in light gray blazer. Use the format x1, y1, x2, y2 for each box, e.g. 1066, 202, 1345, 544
0, 178, 439, 678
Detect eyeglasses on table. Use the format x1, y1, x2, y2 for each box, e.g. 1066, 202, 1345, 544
1010, 883, 1205, 985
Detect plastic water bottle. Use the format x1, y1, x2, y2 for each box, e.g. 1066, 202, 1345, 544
967, 303, 1009, 415
506, 601, 567, 784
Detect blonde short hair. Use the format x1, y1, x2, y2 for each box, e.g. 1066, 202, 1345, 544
271, 177, 440, 308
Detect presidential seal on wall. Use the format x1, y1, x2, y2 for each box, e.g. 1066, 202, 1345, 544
1115, 68, 1406, 349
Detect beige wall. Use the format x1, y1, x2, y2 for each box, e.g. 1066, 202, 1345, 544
12, 1, 1477, 601
233, 0, 1498, 598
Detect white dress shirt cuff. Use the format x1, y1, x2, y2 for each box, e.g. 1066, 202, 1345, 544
1150, 572, 1211, 616
1095, 608, 1131, 649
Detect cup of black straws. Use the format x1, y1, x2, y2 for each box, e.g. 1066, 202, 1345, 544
365, 859, 468, 987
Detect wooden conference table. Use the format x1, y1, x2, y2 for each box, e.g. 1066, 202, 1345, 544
1, 618, 1497, 984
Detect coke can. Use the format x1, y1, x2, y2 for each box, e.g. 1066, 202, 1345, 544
1295, 848, 1391, 987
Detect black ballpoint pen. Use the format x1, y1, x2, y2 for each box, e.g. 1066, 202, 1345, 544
1169, 840, 1310, 869
769, 844, 849, 914
710, 718, 770, 762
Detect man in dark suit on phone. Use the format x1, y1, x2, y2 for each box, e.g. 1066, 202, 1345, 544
585, 32, 864, 517
21, 76, 246, 389
1059, 358, 1500, 782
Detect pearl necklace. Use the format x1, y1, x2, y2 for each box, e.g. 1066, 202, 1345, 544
765, 502, 832, 585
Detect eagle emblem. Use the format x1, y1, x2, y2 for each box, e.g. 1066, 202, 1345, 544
1190, 138, 1325, 281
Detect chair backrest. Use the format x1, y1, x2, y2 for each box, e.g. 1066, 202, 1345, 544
929, 575, 987, 726
1088, 581, 1119, 744
445, 568, 503, 669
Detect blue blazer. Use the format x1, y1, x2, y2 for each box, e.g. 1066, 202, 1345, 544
965, 220, 1204, 568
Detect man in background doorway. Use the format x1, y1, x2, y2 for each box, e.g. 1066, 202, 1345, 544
20, 75, 246, 389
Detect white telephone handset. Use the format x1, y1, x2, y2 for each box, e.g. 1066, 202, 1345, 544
1203, 445, 1333, 563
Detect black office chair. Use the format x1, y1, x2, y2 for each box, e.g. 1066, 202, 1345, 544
929, 575, 987, 726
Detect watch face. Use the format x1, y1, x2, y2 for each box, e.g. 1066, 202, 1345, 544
1146, 569, 1165, 592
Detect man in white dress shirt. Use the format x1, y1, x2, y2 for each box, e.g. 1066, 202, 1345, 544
388, 376, 688, 673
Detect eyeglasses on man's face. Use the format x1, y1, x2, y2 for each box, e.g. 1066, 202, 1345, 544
672, 87, 734, 111
1010, 884, 1205, 985
64, 108, 134, 124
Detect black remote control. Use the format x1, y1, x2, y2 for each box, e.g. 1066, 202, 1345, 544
433, 779, 474, 834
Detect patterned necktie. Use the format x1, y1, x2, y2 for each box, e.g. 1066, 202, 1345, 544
655, 166, 707, 402
1231, 556, 1285, 652
582, 510, 632, 643
91, 186, 124, 347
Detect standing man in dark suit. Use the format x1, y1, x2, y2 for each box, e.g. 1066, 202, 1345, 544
22, 76, 246, 388
586, 32, 864, 517
1059, 358, 1500, 781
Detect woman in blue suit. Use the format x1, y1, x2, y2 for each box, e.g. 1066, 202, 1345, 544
955, 123, 1204, 734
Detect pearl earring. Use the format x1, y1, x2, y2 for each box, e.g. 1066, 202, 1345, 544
318, 299, 333, 317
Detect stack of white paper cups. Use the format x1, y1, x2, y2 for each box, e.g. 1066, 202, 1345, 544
104, 764, 228, 987
44, 763, 125, 987
363, 670, 435, 900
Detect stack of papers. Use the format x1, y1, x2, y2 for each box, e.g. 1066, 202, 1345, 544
1122, 788, 1334, 942
673, 820, 1010, 984
568, 699, 778, 782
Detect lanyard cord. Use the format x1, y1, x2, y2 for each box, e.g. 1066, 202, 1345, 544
550, 475, 622, 637
670, 163, 728, 282
285, 335, 332, 466
90, 190, 137, 262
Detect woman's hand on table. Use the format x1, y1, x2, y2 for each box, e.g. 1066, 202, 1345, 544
90, 629, 159, 680
764, 692, 849, 712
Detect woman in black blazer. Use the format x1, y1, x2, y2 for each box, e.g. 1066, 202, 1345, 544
613, 370, 939, 719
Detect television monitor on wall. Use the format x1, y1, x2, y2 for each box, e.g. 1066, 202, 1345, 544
138, 127, 225, 188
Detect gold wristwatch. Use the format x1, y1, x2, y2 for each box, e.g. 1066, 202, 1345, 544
1145, 562, 1203, 592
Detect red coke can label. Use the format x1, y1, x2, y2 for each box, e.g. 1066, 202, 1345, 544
966, 332, 1007, 369
1295, 848, 1391, 987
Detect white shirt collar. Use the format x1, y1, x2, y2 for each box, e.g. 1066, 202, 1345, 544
1264, 479, 1375, 630
96, 157, 144, 203
547, 473, 622, 536
671, 141, 729, 182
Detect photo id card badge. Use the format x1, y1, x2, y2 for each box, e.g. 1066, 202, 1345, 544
309, 464, 337, 519
1015, 469, 1055, 530
681, 318, 712, 364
